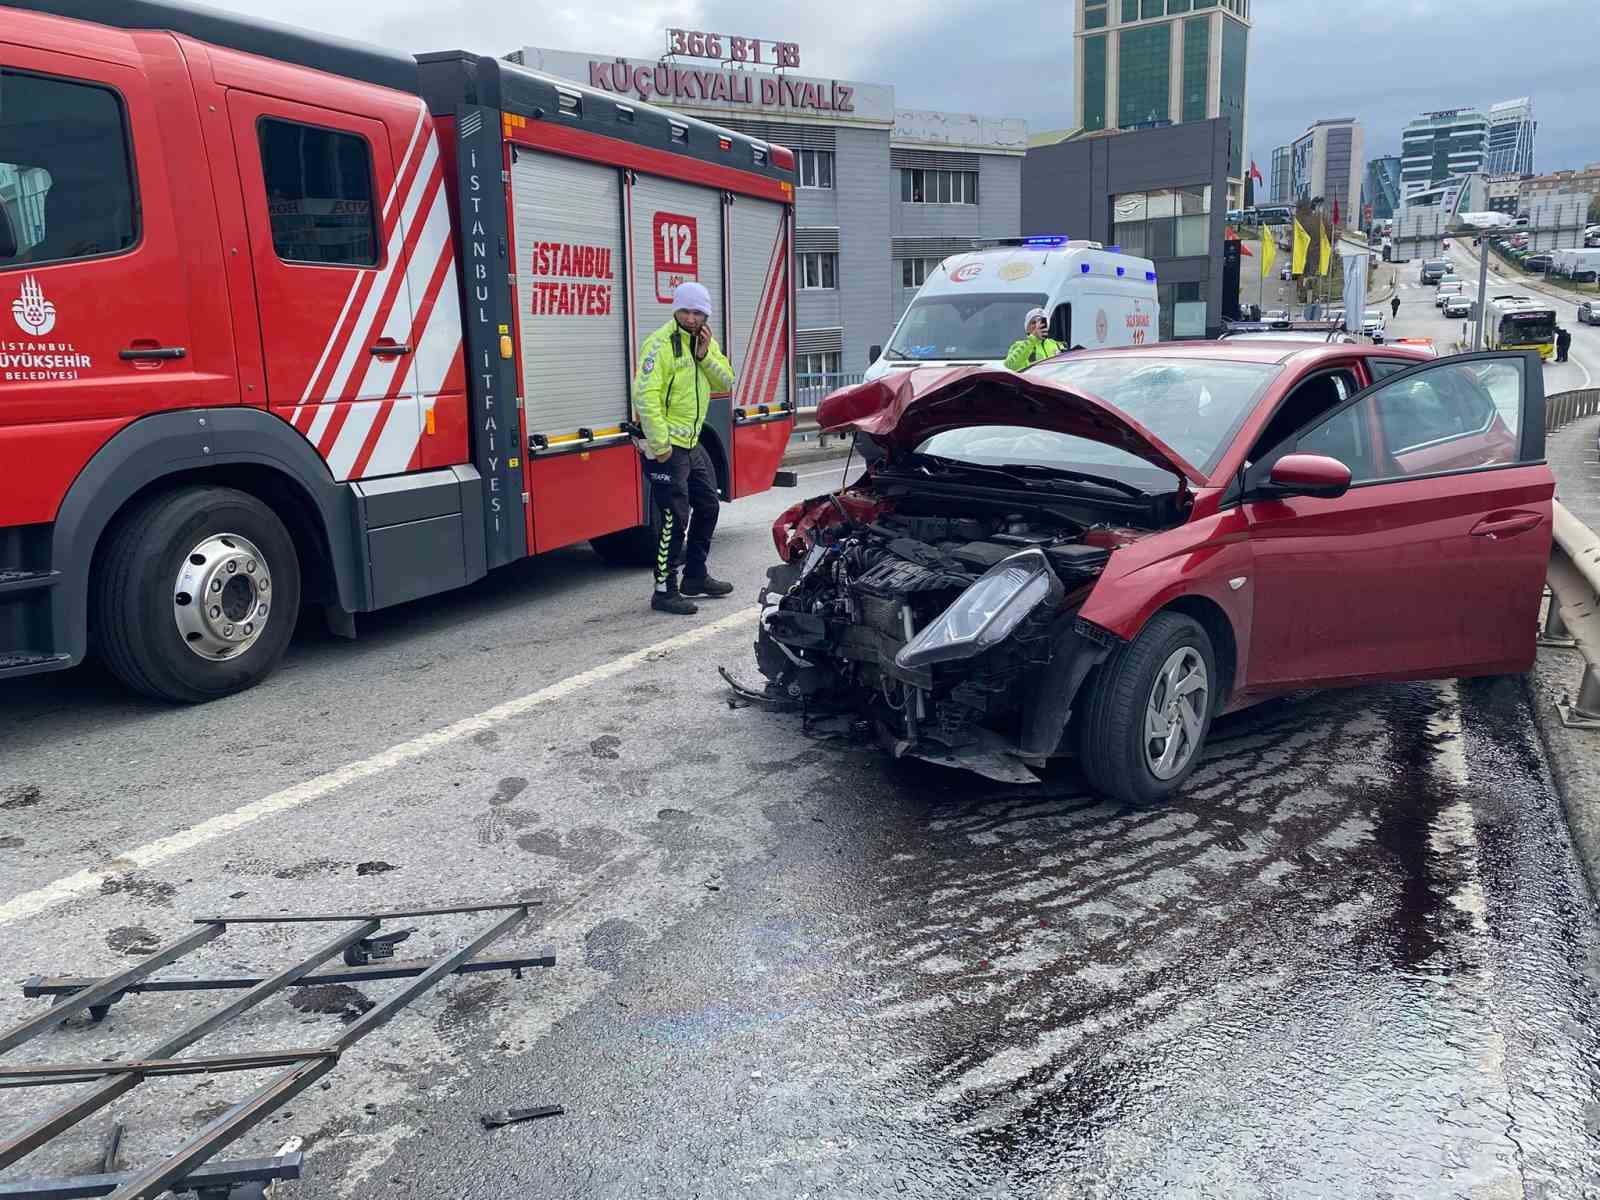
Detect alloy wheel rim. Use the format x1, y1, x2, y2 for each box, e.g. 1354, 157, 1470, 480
172, 533, 272, 661
1143, 647, 1208, 780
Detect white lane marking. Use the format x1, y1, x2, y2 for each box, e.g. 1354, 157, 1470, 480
0, 606, 760, 927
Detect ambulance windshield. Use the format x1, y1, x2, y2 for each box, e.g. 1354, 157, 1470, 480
883, 292, 1049, 362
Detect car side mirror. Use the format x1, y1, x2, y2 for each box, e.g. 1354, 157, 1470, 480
868, 345, 881, 366
0, 203, 17, 260
1268, 453, 1352, 499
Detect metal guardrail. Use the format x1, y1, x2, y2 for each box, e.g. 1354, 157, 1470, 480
1547, 387, 1600, 433
1542, 387, 1600, 728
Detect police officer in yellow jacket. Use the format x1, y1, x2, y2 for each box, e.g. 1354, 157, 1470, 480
1004, 308, 1063, 371
634, 282, 736, 614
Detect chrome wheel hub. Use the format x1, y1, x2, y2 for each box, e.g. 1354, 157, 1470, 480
173, 534, 271, 660
1144, 647, 1208, 780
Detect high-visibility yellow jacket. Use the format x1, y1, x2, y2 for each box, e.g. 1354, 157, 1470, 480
632, 318, 735, 458
1004, 335, 1063, 372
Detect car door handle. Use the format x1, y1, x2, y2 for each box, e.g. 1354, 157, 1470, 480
368, 341, 413, 357
1470, 512, 1542, 539
119, 346, 187, 361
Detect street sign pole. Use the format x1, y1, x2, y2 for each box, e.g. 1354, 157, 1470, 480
1473, 237, 1491, 350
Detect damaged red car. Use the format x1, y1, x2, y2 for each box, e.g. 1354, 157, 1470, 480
751, 344, 1553, 803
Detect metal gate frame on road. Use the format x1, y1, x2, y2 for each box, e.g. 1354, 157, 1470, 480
0, 902, 550, 1200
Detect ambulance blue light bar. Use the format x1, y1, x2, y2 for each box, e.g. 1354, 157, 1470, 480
1022, 236, 1069, 247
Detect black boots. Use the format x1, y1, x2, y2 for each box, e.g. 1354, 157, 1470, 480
680, 573, 734, 597
652, 576, 698, 615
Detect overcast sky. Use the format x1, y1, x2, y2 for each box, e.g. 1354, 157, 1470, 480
216, 0, 1596, 176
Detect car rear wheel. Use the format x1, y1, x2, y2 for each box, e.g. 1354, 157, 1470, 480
1078, 612, 1216, 807
93, 486, 301, 703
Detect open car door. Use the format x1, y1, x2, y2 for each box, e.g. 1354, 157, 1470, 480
1239, 350, 1552, 691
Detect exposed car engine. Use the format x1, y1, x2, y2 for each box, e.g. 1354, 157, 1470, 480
754, 501, 1131, 782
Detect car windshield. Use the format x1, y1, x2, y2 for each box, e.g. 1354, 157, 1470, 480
995, 356, 1283, 476
884, 292, 1048, 361
1365, 310, 1381, 322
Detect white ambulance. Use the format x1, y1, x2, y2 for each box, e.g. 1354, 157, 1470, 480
864, 237, 1161, 383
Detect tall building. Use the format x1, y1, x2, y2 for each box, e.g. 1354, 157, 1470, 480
1270, 144, 1292, 205
514, 45, 1025, 377
1400, 108, 1488, 197
1282, 118, 1362, 224
1485, 97, 1535, 177
1074, 0, 1252, 209
1363, 155, 1402, 223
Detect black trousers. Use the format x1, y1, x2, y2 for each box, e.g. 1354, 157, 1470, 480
644, 443, 719, 587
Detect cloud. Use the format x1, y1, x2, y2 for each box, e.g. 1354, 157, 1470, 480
167, 0, 1600, 173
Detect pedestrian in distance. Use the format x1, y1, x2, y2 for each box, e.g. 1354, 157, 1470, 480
1556, 325, 1572, 363
633, 281, 736, 615
1391, 295, 1401, 319
1004, 308, 1062, 371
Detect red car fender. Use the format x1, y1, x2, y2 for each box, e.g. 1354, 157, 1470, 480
1076, 507, 1256, 701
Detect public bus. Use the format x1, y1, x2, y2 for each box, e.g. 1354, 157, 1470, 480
1486, 296, 1558, 361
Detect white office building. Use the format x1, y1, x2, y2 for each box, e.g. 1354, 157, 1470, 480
1485, 97, 1536, 178
1401, 108, 1488, 198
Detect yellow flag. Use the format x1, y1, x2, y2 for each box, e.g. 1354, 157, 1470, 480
1260, 229, 1276, 279
1319, 223, 1333, 276
1291, 219, 1310, 276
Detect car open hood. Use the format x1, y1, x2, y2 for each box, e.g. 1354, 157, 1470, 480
816, 366, 1207, 487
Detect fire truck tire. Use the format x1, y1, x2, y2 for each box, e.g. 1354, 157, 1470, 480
93, 487, 302, 703
589, 508, 663, 567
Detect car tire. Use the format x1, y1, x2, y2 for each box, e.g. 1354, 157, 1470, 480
93, 486, 301, 703
1078, 612, 1217, 807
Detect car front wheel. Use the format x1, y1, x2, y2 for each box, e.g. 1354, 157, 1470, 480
1078, 612, 1216, 807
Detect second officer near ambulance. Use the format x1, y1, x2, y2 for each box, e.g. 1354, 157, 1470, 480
633, 281, 737, 614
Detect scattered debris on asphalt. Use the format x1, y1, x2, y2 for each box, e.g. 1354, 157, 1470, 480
480, 1105, 564, 1130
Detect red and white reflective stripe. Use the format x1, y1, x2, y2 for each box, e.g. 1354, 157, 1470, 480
738, 224, 789, 413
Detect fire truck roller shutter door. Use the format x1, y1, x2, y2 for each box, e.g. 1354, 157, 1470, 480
630, 173, 726, 364
727, 197, 791, 498
511, 152, 629, 441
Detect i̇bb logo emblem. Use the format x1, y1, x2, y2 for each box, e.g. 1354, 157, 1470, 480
950, 263, 983, 283
12, 275, 56, 337
1095, 309, 1109, 343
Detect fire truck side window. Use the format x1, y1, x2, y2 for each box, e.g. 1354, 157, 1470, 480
256, 118, 379, 267
0, 68, 137, 270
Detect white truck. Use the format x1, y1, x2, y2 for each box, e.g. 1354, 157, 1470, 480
864, 237, 1161, 383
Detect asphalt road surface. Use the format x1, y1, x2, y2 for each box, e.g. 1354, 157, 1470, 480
4, 451, 1599, 1197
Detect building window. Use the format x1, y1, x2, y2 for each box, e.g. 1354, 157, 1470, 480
1142, 0, 1164, 16
0, 69, 137, 270
1084, 3, 1107, 29
258, 118, 379, 266
1121, 0, 1139, 20
799, 252, 838, 289
1219, 16, 1248, 178
1168, 0, 1192, 10
900, 168, 979, 205
1181, 16, 1210, 123
1113, 186, 1210, 259
797, 351, 842, 380
797, 148, 833, 189
1118, 23, 1171, 128
1082, 35, 1108, 132
1157, 280, 1207, 340
899, 257, 941, 288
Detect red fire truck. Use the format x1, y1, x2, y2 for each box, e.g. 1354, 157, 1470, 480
0, 0, 797, 701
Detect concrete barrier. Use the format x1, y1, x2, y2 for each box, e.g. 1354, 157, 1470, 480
1546, 499, 1600, 729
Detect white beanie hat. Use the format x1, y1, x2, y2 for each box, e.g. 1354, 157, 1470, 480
672, 281, 713, 317
1025, 307, 1048, 328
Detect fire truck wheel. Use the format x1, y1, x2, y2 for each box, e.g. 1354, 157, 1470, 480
93, 486, 302, 703
589, 509, 663, 567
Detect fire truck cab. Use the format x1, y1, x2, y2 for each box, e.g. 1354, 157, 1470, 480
0, 0, 796, 701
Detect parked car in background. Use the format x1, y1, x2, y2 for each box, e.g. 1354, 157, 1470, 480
1577, 300, 1600, 326
1436, 280, 1468, 307
755, 345, 1552, 803
1525, 254, 1554, 274
1443, 294, 1475, 319
1421, 259, 1452, 284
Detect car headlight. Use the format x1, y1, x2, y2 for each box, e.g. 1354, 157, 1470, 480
895, 548, 1064, 670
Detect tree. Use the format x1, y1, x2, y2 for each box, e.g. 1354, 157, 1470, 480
1590, 195, 1600, 226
